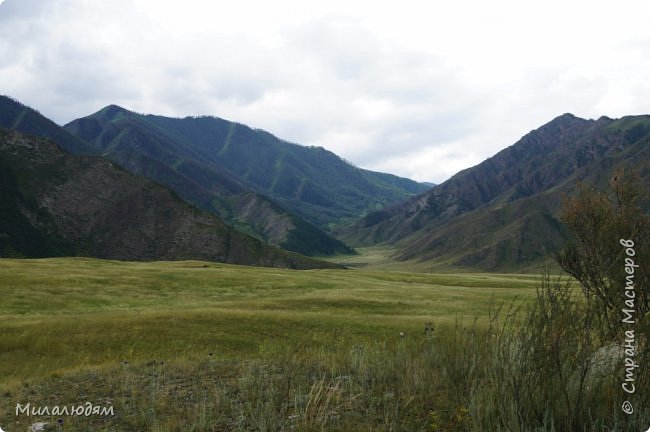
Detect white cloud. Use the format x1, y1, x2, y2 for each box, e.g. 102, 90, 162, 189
368, 144, 484, 184
1, 0, 650, 184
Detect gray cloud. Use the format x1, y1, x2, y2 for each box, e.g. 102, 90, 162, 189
1, 0, 650, 183
273, 15, 489, 166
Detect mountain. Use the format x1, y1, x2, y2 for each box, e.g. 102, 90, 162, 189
64, 106, 429, 231
342, 113, 650, 271
0, 95, 96, 155
0, 128, 338, 269
0, 96, 353, 257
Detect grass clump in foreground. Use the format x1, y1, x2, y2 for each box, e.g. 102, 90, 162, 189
1, 331, 480, 431
0, 258, 648, 430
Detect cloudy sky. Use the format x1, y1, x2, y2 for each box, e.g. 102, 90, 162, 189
1, 0, 649, 183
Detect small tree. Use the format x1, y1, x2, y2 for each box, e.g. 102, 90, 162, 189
467, 270, 615, 430
467, 171, 650, 430
555, 170, 649, 335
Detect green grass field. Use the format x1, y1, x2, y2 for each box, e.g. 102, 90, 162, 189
0, 257, 537, 382
0, 258, 543, 430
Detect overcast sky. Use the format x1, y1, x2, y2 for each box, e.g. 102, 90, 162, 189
1, 0, 649, 183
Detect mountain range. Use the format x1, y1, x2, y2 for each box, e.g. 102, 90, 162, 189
63, 105, 429, 256
1, 94, 647, 271
340, 113, 650, 270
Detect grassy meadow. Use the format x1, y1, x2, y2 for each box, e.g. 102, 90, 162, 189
0, 257, 537, 381
0, 257, 646, 430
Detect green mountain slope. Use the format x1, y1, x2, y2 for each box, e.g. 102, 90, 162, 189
62, 105, 359, 256
0, 128, 338, 269
0, 96, 352, 257
343, 113, 650, 271
64, 106, 429, 230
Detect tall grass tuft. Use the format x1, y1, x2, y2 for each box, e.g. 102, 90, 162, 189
466, 270, 650, 431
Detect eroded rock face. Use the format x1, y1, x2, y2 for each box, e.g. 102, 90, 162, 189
0, 129, 337, 269
343, 113, 650, 270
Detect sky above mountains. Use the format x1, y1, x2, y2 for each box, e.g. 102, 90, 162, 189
1, 0, 649, 183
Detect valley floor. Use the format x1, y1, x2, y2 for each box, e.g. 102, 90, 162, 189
0, 257, 537, 383
2, 258, 641, 431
